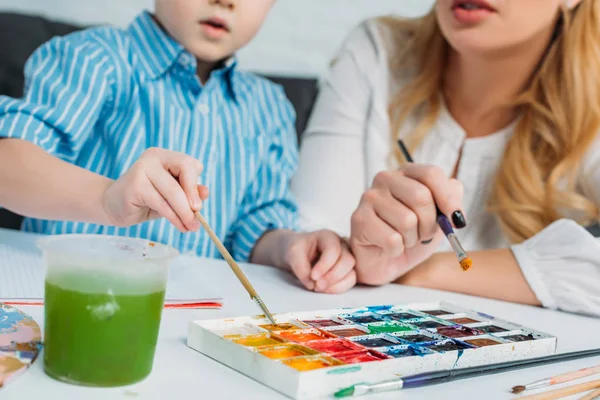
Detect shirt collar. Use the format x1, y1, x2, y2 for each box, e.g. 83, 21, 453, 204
128, 11, 242, 101
128, 11, 185, 80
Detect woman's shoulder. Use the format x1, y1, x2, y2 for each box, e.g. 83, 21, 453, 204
333, 17, 419, 84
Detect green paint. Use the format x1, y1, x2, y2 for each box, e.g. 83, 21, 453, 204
334, 385, 357, 398
44, 271, 165, 386
367, 322, 413, 334
327, 365, 362, 375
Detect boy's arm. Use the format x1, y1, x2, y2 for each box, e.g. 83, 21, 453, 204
0, 139, 112, 223
0, 36, 117, 222
0, 36, 207, 231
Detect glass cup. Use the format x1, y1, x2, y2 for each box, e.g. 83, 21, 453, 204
38, 234, 178, 387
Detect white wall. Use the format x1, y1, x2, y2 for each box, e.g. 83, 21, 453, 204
0, 0, 434, 77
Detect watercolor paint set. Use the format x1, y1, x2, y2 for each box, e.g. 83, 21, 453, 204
187, 302, 556, 399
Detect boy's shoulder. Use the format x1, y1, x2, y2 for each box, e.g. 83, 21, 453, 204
230, 70, 290, 105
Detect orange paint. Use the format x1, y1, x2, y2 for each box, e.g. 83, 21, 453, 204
232, 334, 282, 347
282, 356, 342, 371
258, 345, 316, 360
277, 329, 335, 343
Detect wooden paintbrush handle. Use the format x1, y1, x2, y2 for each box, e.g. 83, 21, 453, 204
194, 211, 258, 299
579, 388, 600, 400
552, 366, 600, 384
519, 379, 600, 400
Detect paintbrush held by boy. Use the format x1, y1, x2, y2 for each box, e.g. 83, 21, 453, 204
0, 0, 356, 294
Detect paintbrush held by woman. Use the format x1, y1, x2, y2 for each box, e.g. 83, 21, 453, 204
293, 0, 600, 316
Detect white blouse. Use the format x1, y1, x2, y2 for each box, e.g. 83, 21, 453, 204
291, 20, 600, 317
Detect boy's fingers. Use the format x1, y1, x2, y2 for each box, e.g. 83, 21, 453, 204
310, 232, 341, 282
323, 270, 357, 294
287, 241, 315, 291
315, 247, 355, 292
172, 158, 204, 211
144, 188, 187, 232
148, 168, 199, 231
198, 185, 210, 201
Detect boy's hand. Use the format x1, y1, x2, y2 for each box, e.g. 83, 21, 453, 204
253, 230, 356, 294
101, 147, 209, 232
285, 230, 357, 294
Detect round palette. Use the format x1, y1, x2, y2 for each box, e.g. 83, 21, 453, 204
0, 303, 42, 388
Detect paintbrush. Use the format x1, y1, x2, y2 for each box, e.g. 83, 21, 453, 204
333, 348, 600, 398
512, 365, 600, 394
518, 379, 600, 400
579, 387, 600, 400
396, 139, 472, 271
194, 211, 277, 325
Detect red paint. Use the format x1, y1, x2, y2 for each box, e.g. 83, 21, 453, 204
304, 339, 364, 355
334, 350, 391, 364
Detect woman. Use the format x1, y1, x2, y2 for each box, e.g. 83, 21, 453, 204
292, 0, 600, 315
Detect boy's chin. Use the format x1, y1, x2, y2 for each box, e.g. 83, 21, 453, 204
189, 45, 236, 64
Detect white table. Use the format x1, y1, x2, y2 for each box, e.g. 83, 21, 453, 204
2, 242, 600, 399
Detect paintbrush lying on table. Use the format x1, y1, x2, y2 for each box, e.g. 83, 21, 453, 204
333, 348, 600, 398
396, 139, 472, 271
194, 211, 277, 325
512, 364, 600, 394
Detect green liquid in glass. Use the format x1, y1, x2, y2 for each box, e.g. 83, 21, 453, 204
44, 272, 166, 386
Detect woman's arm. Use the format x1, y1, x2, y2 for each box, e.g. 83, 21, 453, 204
397, 248, 542, 306
292, 21, 385, 236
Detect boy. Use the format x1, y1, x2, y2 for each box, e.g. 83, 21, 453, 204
0, 0, 356, 294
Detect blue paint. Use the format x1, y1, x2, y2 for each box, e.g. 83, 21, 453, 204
451, 349, 464, 369
384, 344, 432, 358
366, 305, 393, 312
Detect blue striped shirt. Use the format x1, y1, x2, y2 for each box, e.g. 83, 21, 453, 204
0, 11, 299, 262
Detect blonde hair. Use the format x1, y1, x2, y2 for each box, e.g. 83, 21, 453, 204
380, 0, 600, 243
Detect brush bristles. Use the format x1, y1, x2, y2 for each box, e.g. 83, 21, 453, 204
459, 257, 473, 271
511, 385, 526, 394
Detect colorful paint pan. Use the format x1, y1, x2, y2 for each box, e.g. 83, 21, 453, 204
384, 311, 423, 321
281, 355, 344, 371
302, 319, 344, 328
449, 317, 481, 325
333, 350, 391, 364
276, 329, 335, 343
437, 326, 485, 339
504, 333, 536, 342
259, 323, 303, 332
478, 325, 509, 334
218, 325, 264, 338
392, 330, 443, 344
325, 326, 369, 338
350, 334, 400, 349
366, 321, 414, 334
256, 344, 318, 360
232, 334, 284, 347
303, 339, 365, 355
408, 318, 452, 330
425, 339, 473, 353
383, 345, 434, 358
420, 309, 453, 316
340, 312, 385, 325
465, 337, 504, 347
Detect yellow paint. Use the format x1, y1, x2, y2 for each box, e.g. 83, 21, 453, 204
259, 323, 301, 332
282, 356, 342, 371
259, 345, 314, 360
232, 334, 282, 347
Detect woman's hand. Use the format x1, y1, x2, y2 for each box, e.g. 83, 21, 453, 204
349, 164, 465, 285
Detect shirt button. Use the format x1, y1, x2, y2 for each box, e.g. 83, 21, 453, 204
198, 104, 209, 114
178, 53, 195, 69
